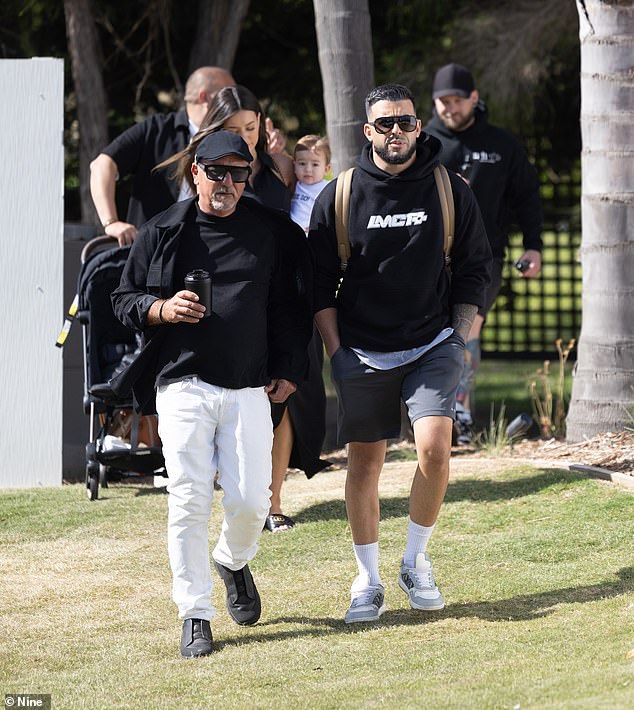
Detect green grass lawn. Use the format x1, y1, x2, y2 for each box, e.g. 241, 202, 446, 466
1, 460, 633, 709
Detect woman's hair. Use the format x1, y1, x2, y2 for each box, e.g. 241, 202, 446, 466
155, 84, 267, 193
200, 85, 267, 152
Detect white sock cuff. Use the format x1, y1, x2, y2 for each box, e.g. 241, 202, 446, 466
403, 518, 435, 568
353, 541, 381, 586
407, 518, 435, 535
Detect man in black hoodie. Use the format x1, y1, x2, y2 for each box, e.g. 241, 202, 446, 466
308, 84, 491, 623
425, 63, 543, 443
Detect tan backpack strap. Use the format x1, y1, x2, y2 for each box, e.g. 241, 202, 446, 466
334, 167, 354, 272
433, 164, 454, 274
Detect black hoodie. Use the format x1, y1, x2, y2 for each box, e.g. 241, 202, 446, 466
425, 107, 543, 258
308, 133, 492, 352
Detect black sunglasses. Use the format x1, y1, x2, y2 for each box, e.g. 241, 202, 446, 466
369, 115, 418, 134
197, 163, 252, 183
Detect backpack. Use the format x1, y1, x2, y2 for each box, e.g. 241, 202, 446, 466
334, 164, 455, 276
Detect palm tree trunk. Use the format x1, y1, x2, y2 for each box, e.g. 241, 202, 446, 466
188, 0, 250, 73
64, 0, 108, 225
566, 0, 634, 441
313, 0, 374, 174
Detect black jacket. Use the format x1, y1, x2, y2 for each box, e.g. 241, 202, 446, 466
111, 196, 313, 413
308, 133, 492, 351
424, 107, 543, 258
102, 109, 190, 228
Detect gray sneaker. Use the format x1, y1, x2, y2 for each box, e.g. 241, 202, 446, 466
344, 576, 386, 624
398, 553, 445, 611
454, 413, 474, 446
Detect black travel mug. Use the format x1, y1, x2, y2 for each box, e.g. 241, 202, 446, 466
184, 269, 212, 318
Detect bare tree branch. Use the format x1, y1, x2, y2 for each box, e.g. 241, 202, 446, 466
451, 0, 578, 120
159, 0, 182, 98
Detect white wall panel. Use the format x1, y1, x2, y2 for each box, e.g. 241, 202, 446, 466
0, 59, 64, 488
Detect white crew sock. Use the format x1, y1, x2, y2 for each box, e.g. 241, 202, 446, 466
353, 542, 381, 586
403, 518, 435, 568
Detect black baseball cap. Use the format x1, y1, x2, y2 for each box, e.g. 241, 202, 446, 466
194, 130, 253, 163
432, 63, 475, 99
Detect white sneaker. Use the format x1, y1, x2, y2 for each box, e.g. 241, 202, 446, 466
344, 576, 386, 624
398, 553, 445, 611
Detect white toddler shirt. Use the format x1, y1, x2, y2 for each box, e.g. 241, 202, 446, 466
290, 179, 330, 233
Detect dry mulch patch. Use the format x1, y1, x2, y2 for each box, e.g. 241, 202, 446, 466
507, 430, 634, 475
324, 431, 634, 478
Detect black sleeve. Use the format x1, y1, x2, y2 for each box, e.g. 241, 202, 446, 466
448, 173, 493, 308
307, 179, 341, 313
266, 220, 314, 383
102, 118, 152, 179
111, 225, 160, 331
506, 140, 543, 252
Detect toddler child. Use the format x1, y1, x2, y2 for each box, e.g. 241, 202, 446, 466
290, 134, 331, 233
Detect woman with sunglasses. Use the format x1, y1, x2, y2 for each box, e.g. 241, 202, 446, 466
158, 86, 330, 533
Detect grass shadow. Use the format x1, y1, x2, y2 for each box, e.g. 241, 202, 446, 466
295, 468, 581, 523
211, 565, 634, 649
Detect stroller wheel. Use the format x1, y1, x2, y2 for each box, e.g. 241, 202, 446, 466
86, 461, 99, 501
87, 472, 99, 500
99, 464, 109, 489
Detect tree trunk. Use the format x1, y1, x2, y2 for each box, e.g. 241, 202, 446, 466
64, 0, 108, 225
313, 0, 374, 174
188, 0, 250, 73
566, 0, 634, 441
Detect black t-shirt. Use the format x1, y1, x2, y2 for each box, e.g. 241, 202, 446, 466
103, 109, 190, 227
155, 204, 279, 389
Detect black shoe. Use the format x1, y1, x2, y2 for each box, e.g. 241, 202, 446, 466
213, 560, 261, 625
180, 618, 214, 658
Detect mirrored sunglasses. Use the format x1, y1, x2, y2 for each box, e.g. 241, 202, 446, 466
369, 115, 418, 134
197, 163, 252, 183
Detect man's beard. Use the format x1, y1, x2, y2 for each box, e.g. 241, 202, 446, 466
374, 140, 417, 165
210, 188, 237, 212
439, 108, 475, 132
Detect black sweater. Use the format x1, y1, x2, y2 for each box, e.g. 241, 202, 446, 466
308, 134, 492, 351
424, 108, 543, 258
111, 197, 312, 413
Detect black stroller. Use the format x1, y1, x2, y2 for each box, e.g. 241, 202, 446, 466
74, 236, 166, 500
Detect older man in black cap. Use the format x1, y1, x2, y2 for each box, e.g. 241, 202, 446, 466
112, 130, 312, 657
425, 63, 543, 444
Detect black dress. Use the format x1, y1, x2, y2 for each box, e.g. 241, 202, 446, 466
247, 151, 330, 478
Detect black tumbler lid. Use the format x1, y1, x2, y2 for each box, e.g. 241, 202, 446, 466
185, 269, 210, 281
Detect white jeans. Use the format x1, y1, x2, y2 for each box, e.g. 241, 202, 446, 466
156, 377, 273, 621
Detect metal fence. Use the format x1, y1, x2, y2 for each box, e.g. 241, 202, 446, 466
480, 176, 582, 360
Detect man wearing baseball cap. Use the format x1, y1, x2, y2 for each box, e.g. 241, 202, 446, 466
425, 63, 543, 444
111, 130, 312, 657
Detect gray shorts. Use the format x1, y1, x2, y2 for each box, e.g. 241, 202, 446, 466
330, 332, 466, 446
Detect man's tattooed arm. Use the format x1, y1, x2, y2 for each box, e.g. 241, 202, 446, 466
451, 303, 478, 341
